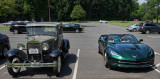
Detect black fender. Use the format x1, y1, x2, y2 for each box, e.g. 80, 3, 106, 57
6, 49, 27, 62
62, 39, 70, 54
49, 50, 61, 58
62, 39, 70, 49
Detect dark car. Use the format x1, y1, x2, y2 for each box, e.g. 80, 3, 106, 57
9, 21, 30, 34
6, 22, 70, 77
139, 23, 160, 34
63, 23, 84, 32
0, 33, 10, 57
98, 34, 154, 68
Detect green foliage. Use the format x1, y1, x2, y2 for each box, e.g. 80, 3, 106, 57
70, 5, 86, 20
109, 20, 144, 27
0, 0, 18, 18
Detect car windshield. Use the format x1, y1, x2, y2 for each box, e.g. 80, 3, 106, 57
107, 35, 139, 44
27, 26, 57, 36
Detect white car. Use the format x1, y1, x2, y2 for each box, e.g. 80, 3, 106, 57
126, 24, 140, 32
3, 21, 13, 26
99, 20, 108, 23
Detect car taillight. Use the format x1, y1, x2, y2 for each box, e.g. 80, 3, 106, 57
10, 26, 12, 28
141, 26, 144, 29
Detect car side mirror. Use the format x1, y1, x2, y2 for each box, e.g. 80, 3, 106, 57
139, 39, 143, 43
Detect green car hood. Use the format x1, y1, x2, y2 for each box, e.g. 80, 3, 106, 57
109, 43, 152, 61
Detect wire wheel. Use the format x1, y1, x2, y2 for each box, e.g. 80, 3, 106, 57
7, 57, 21, 76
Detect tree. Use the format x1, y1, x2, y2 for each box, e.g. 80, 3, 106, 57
0, 0, 18, 22
70, 5, 86, 20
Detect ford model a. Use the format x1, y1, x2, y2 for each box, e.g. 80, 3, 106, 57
6, 22, 70, 77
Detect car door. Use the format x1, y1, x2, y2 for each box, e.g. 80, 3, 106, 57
20, 22, 27, 32
155, 23, 160, 32
99, 35, 107, 55
150, 23, 159, 32
63, 24, 70, 31
70, 24, 76, 31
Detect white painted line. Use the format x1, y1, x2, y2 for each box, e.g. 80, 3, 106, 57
0, 65, 5, 70
155, 52, 160, 56
156, 63, 160, 67
154, 69, 160, 74
72, 49, 80, 79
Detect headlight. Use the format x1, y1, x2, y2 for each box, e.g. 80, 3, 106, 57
149, 50, 154, 56
42, 43, 49, 50
110, 51, 120, 56
17, 43, 25, 50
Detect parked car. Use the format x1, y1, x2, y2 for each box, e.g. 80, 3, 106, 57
6, 22, 70, 77
3, 21, 13, 26
0, 33, 10, 57
99, 20, 108, 23
139, 23, 160, 34
9, 21, 30, 34
98, 34, 154, 68
126, 24, 140, 32
63, 23, 84, 32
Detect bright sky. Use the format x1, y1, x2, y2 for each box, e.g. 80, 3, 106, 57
137, 0, 147, 4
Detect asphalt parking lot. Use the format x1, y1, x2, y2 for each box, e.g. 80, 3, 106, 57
0, 22, 160, 79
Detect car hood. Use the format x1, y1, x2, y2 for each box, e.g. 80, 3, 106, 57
109, 43, 152, 60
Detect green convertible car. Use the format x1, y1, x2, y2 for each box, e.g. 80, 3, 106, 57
98, 34, 154, 68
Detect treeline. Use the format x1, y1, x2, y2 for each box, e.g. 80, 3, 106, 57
0, 0, 159, 22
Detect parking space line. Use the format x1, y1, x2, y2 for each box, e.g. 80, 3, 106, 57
156, 63, 160, 67
72, 49, 80, 79
155, 52, 160, 56
0, 65, 5, 70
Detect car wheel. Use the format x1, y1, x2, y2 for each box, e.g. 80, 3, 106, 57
158, 32, 160, 34
133, 29, 137, 32
104, 53, 109, 68
2, 47, 8, 58
145, 30, 150, 34
7, 57, 21, 77
53, 56, 61, 76
13, 29, 19, 34
75, 29, 79, 33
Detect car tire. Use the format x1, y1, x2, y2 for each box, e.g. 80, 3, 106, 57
53, 56, 61, 77
7, 57, 21, 77
98, 45, 101, 54
75, 29, 79, 33
13, 29, 19, 34
158, 32, 160, 34
104, 53, 109, 68
2, 47, 8, 58
145, 30, 150, 34
133, 29, 137, 32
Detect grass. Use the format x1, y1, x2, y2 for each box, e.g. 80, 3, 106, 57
0, 26, 10, 30
108, 20, 144, 27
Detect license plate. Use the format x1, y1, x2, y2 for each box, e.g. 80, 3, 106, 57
29, 48, 39, 54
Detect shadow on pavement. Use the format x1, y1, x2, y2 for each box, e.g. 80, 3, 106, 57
110, 67, 154, 73
14, 53, 77, 78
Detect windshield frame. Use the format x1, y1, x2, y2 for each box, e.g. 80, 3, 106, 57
27, 26, 57, 36
107, 35, 139, 44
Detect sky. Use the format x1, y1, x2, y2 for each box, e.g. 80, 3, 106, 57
137, 0, 147, 4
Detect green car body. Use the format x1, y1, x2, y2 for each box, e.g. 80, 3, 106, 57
98, 34, 154, 68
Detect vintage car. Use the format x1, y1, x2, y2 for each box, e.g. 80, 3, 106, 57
98, 34, 154, 68
6, 22, 70, 77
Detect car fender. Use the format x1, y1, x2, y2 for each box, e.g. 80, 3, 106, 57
63, 39, 70, 49
6, 49, 27, 61
50, 50, 61, 58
